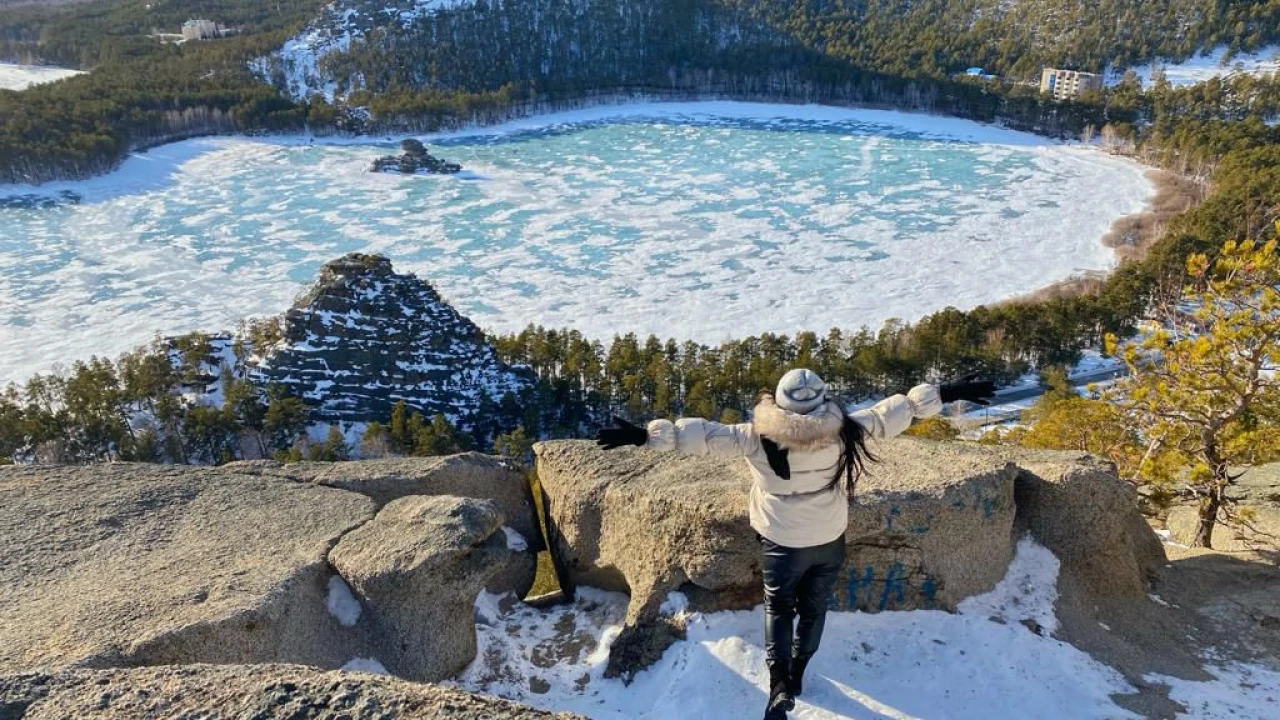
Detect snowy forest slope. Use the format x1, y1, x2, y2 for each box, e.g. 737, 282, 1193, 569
256, 0, 1280, 103
2, 0, 1278, 181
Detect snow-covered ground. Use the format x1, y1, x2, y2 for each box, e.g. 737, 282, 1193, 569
439, 538, 1279, 719
0, 102, 1154, 386
1110, 45, 1280, 88
0, 63, 83, 91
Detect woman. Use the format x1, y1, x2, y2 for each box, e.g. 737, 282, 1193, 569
595, 368, 994, 719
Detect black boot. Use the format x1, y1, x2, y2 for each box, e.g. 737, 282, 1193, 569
764, 664, 794, 720
788, 657, 810, 698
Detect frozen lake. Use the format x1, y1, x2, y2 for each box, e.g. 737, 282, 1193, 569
0, 102, 1154, 385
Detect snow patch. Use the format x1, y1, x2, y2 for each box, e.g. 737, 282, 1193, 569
455, 539, 1138, 719
258, 0, 475, 101
501, 525, 529, 552
658, 591, 689, 616
1112, 45, 1280, 88
957, 536, 1061, 635
341, 657, 390, 675
0, 63, 83, 92
1148, 662, 1280, 720
326, 575, 362, 627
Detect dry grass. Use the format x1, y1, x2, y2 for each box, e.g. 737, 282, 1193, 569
525, 469, 563, 599
1101, 170, 1205, 261
998, 170, 1206, 307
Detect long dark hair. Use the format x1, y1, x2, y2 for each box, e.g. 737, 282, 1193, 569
833, 415, 875, 499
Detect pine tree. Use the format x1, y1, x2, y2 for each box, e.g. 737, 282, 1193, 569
493, 426, 534, 462
360, 421, 392, 458
389, 400, 412, 452
413, 413, 469, 457
263, 385, 308, 452
904, 416, 960, 441
1110, 238, 1280, 547
320, 424, 349, 461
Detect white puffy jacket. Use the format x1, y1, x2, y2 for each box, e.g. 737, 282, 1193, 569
646, 385, 942, 548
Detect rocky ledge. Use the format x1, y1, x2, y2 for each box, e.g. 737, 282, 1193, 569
0, 456, 537, 680
0, 664, 584, 719
371, 139, 462, 175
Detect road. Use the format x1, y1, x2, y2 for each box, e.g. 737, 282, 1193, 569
963, 364, 1131, 427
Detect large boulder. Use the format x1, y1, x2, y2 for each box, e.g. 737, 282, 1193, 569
226, 453, 538, 540
227, 453, 540, 598
0, 464, 374, 675
534, 439, 1164, 678
534, 440, 1019, 619
329, 495, 512, 682
0, 664, 584, 719
1010, 451, 1165, 598
1, 460, 537, 687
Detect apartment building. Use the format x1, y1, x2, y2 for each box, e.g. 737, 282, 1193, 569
1040, 68, 1103, 100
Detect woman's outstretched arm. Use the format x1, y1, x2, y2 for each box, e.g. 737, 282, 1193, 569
850, 374, 995, 439
596, 415, 758, 457
645, 417, 760, 457
849, 384, 943, 440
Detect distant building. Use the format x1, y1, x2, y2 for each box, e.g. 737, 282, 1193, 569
1040, 68, 1103, 100
958, 67, 999, 82
182, 19, 219, 41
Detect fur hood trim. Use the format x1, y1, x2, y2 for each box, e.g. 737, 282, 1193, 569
752, 395, 843, 451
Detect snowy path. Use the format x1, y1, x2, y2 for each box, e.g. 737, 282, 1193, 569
443, 539, 1279, 719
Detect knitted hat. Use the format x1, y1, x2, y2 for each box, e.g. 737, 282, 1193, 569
775, 368, 827, 415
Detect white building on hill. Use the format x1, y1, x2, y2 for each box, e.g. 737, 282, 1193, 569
182, 19, 220, 41
1040, 68, 1103, 99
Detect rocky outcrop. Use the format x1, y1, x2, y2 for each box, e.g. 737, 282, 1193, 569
1010, 451, 1165, 598
0, 463, 374, 674
253, 253, 532, 432
0, 456, 537, 682
371, 139, 462, 174
0, 664, 584, 719
534, 438, 1164, 677
226, 453, 539, 542
331, 496, 510, 681
226, 453, 541, 597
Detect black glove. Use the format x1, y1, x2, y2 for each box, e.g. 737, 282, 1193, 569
939, 373, 997, 406
595, 416, 648, 450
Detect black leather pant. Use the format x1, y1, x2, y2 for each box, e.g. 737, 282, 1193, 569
761, 535, 845, 675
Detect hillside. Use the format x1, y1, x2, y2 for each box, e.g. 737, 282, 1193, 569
253, 253, 533, 433
4, 0, 1280, 182
257, 0, 1280, 104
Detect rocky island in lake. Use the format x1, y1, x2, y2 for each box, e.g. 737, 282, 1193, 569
371, 139, 462, 175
